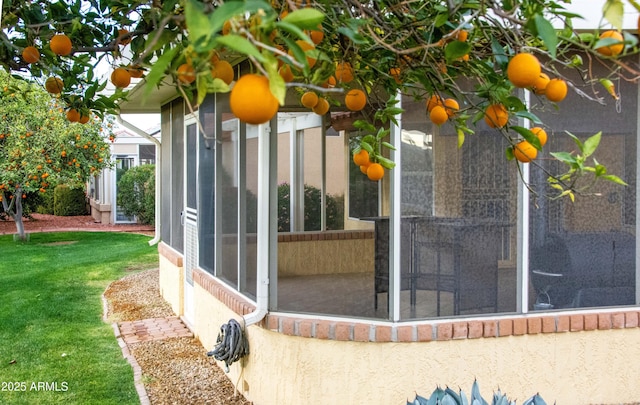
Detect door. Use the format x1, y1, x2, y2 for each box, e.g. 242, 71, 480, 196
183, 117, 198, 322
114, 156, 137, 223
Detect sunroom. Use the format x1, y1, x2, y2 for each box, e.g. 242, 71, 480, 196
118, 52, 640, 403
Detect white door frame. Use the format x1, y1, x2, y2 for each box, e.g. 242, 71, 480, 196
183, 115, 198, 323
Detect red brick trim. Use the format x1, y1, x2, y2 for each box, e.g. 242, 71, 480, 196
192, 268, 256, 318
260, 311, 640, 343
158, 242, 183, 267
278, 230, 374, 242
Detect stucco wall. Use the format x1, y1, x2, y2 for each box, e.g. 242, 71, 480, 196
278, 231, 374, 276
159, 251, 640, 405
158, 242, 184, 316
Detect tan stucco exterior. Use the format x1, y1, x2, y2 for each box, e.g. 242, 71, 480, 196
159, 245, 640, 405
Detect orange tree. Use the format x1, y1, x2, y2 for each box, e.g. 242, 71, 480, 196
1, 0, 637, 195
0, 71, 112, 239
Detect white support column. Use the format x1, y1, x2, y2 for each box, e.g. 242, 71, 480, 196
389, 91, 402, 321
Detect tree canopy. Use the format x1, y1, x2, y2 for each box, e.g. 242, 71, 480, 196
1, 0, 637, 196
0, 70, 113, 238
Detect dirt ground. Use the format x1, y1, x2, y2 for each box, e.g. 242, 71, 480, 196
0, 213, 155, 235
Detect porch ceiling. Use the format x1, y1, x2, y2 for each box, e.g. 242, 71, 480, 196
117, 77, 178, 114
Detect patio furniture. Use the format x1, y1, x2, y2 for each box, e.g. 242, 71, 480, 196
372, 217, 502, 316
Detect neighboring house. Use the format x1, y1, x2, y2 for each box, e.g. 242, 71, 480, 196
88, 125, 160, 224
116, 19, 640, 405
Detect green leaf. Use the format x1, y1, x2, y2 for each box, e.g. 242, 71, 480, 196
381, 141, 396, 151
353, 120, 376, 132
603, 0, 624, 31
196, 74, 208, 106
534, 14, 558, 58
550, 151, 577, 164
360, 141, 374, 153
336, 27, 368, 44
514, 110, 542, 124
601, 174, 628, 185
582, 131, 602, 157
185, 0, 211, 42
143, 46, 178, 100
593, 37, 625, 51
491, 38, 509, 66
282, 8, 324, 30
511, 126, 541, 149
275, 20, 310, 41
264, 55, 285, 105
564, 131, 583, 151
444, 41, 471, 63
377, 155, 396, 169
457, 128, 465, 148
215, 34, 265, 62
362, 134, 377, 144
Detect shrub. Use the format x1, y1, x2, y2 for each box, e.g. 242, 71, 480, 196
53, 184, 87, 216
408, 380, 547, 405
277, 183, 344, 231
116, 164, 155, 225
34, 188, 55, 214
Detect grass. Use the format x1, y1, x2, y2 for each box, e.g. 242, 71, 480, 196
0, 231, 159, 405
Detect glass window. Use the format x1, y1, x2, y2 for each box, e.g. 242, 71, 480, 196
391, 95, 518, 319
275, 112, 385, 319
198, 95, 215, 274
139, 144, 156, 164
217, 111, 240, 287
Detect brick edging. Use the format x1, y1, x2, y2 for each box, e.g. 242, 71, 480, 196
189, 263, 640, 343
101, 292, 151, 405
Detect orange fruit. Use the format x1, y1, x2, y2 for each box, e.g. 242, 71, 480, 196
50, 34, 72, 56
335, 62, 354, 83
322, 76, 337, 88
111, 67, 132, 88
507, 53, 541, 88
222, 20, 232, 35
426, 94, 444, 112
309, 25, 324, 44
359, 165, 369, 175
367, 163, 384, 181
484, 103, 509, 128
532, 73, 550, 95
429, 105, 448, 125
290, 40, 316, 68
45, 77, 64, 94
117, 29, 131, 45
127, 65, 145, 78
177, 63, 196, 84
301, 91, 319, 108
278, 64, 294, 82
312, 97, 330, 115
457, 30, 468, 42
66, 109, 80, 122
353, 149, 370, 166
596, 30, 624, 56
79, 114, 90, 124
545, 78, 567, 102
22, 46, 40, 64
531, 127, 547, 147
230, 74, 279, 125
389, 67, 402, 84
345, 89, 367, 111
211, 60, 234, 84
513, 140, 538, 163
443, 98, 459, 118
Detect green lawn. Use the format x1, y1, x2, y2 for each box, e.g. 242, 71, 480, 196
0, 231, 159, 405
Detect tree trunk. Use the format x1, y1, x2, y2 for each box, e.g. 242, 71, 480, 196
2, 189, 26, 240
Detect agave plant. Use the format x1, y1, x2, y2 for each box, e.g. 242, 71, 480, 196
408, 379, 548, 405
